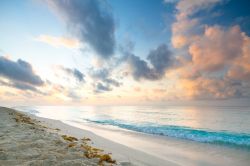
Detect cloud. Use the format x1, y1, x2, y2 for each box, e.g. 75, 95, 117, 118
44, 81, 85, 101
12, 81, 39, 92
189, 25, 244, 72
0, 56, 44, 86
225, 29, 250, 82
0, 79, 38, 92
127, 54, 158, 80
176, 0, 222, 19
0, 56, 45, 94
165, 0, 250, 100
46, 0, 115, 58
89, 68, 121, 92
72, 69, 85, 82
95, 82, 112, 93
59, 66, 85, 82
104, 78, 121, 87
171, 0, 223, 48
147, 44, 173, 76
164, 0, 178, 3
67, 90, 82, 100
174, 25, 250, 99
90, 68, 109, 81
178, 77, 248, 99
127, 44, 173, 81
171, 35, 188, 48
36, 35, 80, 49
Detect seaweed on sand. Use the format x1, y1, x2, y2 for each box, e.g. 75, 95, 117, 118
99, 154, 116, 165
68, 142, 77, 148
81, 140, 116, 165
81, 137, 91, 142
13, 113, 35, 125
61, 135, 78, 142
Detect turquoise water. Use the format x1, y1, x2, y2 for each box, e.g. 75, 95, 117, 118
15, 105, 250, 148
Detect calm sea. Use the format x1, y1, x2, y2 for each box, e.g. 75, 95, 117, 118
15, 105, 250, 148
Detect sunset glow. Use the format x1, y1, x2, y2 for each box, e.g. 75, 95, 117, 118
1, 0, 250, 106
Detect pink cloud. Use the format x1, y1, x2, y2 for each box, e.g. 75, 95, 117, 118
189, 26, 244, 72
168, 0, 250, 99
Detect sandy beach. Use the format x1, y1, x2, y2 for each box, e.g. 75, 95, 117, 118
0, 107, 176, 166
0, 107, 121, 166
1, 106, 250, 166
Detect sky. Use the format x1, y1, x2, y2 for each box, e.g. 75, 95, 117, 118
0, 0, 250, 106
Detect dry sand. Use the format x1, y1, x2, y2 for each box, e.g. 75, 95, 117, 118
0, 107, 122, 166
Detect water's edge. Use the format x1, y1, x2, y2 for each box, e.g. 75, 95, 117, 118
14, 106, 250, 150
83, 118, 250, 149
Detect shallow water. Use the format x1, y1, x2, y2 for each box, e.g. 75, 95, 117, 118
15, 105, 250, 148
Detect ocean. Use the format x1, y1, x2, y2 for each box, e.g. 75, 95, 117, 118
15, 105, 250, 149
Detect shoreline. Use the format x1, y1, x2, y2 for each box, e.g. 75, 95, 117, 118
2, 106, 250, 166
0, 107, 123, 166
59, 119, 250, 166
21, 108, 250, 166
26, 109, 178, 166
0, 107, 177, 166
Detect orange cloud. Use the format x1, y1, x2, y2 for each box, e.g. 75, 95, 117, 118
173, 25, 250, 99
227, 34, 250, 81
36, 35, 80, 49
189, 26, 244, 72
172, 35, 188, 48
171, 0, 221, 49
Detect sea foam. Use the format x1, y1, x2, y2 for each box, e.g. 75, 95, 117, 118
84, 118, 250, 148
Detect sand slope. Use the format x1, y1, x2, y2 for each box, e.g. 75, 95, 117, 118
0, 107, 120, 166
